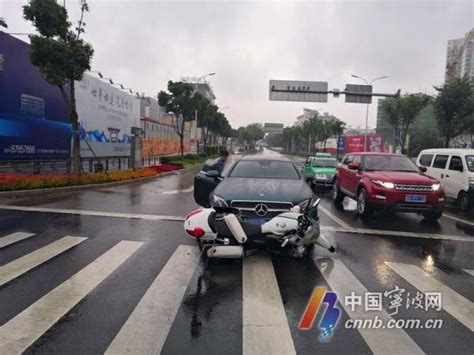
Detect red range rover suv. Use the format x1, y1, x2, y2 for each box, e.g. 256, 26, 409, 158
333, 153, 445, 220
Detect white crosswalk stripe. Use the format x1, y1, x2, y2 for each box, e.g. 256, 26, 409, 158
312, 256, 424, 354
463, 269, 474, 277
0, 240, 143, 354
0, 236, 87, 286
243, 254, 296, 355
386, 262, 474, 332
105, 245, 200, 355
0, 232, 36, 248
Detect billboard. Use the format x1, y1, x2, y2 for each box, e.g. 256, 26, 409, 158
343, 134, 384, 153
269, 80, 328, 102
76, 73, 141, 157
0, 33, 71, 160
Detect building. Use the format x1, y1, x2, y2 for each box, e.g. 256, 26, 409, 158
445, 29, 474, 82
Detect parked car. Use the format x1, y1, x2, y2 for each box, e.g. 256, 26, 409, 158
301, 153, 338, 188
332, 152, 445, 220
194, 155, 314, 224
416, 148, 474, 211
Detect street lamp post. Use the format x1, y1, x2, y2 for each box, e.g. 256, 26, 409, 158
192, 73, 215, 154
351, 74, 388, 152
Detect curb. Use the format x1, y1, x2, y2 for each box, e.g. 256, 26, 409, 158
0, 163, 203, 199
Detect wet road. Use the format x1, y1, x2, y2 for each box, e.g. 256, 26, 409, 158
0, 149, 473, 354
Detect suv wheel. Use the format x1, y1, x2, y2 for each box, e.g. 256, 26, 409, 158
332, 180, 345, 204
423, 208, 443, 221
457, 191, 472, 211
356, 188, 371, 217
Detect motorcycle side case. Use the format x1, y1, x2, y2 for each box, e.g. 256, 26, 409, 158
184, 208, 217, 241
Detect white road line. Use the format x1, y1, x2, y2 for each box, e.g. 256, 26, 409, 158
317, 205, 353, 231
386, 262, 474, 332
161, 185, 194, 194
243, 254, 296, 355
463, 269, 474, 277
443, 213, 474, 227
322, 226, 474, 242
0, 240, 143, 354
0, 232, 36, 249
0, 236, 87, 286
313, 257, 423, 355
0, 204, 184, 221
105, 245, 200, 355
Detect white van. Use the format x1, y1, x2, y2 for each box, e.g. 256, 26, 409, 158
416, 149, 474, 211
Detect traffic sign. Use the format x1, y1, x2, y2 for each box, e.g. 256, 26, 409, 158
269, 80, 328, 103
345, 84, 372, 104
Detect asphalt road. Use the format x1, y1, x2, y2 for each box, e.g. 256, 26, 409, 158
0, 149, 473, 354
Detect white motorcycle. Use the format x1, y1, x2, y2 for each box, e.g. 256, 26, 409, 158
184, 199, 335, 258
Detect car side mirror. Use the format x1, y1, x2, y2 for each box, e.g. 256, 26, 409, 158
419, 166, 427, 173
348, 162, 360, 170
205, 170, 220, 178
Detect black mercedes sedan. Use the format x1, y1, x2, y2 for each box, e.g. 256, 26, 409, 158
194, 155, 314, 224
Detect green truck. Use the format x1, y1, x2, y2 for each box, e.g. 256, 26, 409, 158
301, 153, 338, 188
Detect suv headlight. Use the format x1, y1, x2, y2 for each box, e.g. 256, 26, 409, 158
298, 198, 312, 212
211, 194, 228, 207
372, 180, 395, 189
432, 183, 441, 191
315, 174, 327, 180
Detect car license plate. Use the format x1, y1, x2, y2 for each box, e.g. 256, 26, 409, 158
405, 194, 426, 203
246, 218, 267, 226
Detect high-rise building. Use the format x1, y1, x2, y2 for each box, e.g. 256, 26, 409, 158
445, 29, 474, 82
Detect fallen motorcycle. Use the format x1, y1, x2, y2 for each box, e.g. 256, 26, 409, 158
184, 199, 335, 258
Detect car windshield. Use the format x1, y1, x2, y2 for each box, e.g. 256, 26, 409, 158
229, 160, 299, 179
364, 155, 418, 172
466, 156, 474, 172
312, 158, 337, 168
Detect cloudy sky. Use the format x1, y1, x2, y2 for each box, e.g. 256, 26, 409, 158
2, 0, 473, 129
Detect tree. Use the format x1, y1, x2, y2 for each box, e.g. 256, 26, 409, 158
158, 81, 197, 157
433, 77, 474, 148
0, 17, 7, 28
382, 93, 431, 154
23, 0, 93, 173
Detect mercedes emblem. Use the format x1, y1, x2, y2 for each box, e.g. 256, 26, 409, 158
254, 203, 268, 217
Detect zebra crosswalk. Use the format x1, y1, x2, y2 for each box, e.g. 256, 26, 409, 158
0, 230, 473, 354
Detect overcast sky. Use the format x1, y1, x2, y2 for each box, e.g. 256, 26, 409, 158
2, 0, 473, 129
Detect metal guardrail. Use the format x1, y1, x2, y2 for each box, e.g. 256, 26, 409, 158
0, 155, 162, 174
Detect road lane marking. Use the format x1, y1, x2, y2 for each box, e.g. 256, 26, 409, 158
0, 240, 143, 354
0, 236, 87, 286
243, 254, 296, 355
317, 204, 353, 231
0, 205, 471, 242
443, 213, 474, 227
0, 204, 185, 221
386, 262, 474, 332
0, 232, 36, 249
463, 269, 474, 277
312, 257, 423, 354
321, 226, 474, 242
162, 185, 194, 194
105, 245, 200, 355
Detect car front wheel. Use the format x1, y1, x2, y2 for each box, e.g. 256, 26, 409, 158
457, 191, 472, 211
332, 180, 345, 204
356, 188, 372, 217
422, 208, 443, 221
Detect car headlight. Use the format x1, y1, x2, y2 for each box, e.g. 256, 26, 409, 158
372, 180, 395, 189
432, 183, 441, 191
315, 174, 327, 180
211, 194, 228, 207
297, 198, 312, 212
